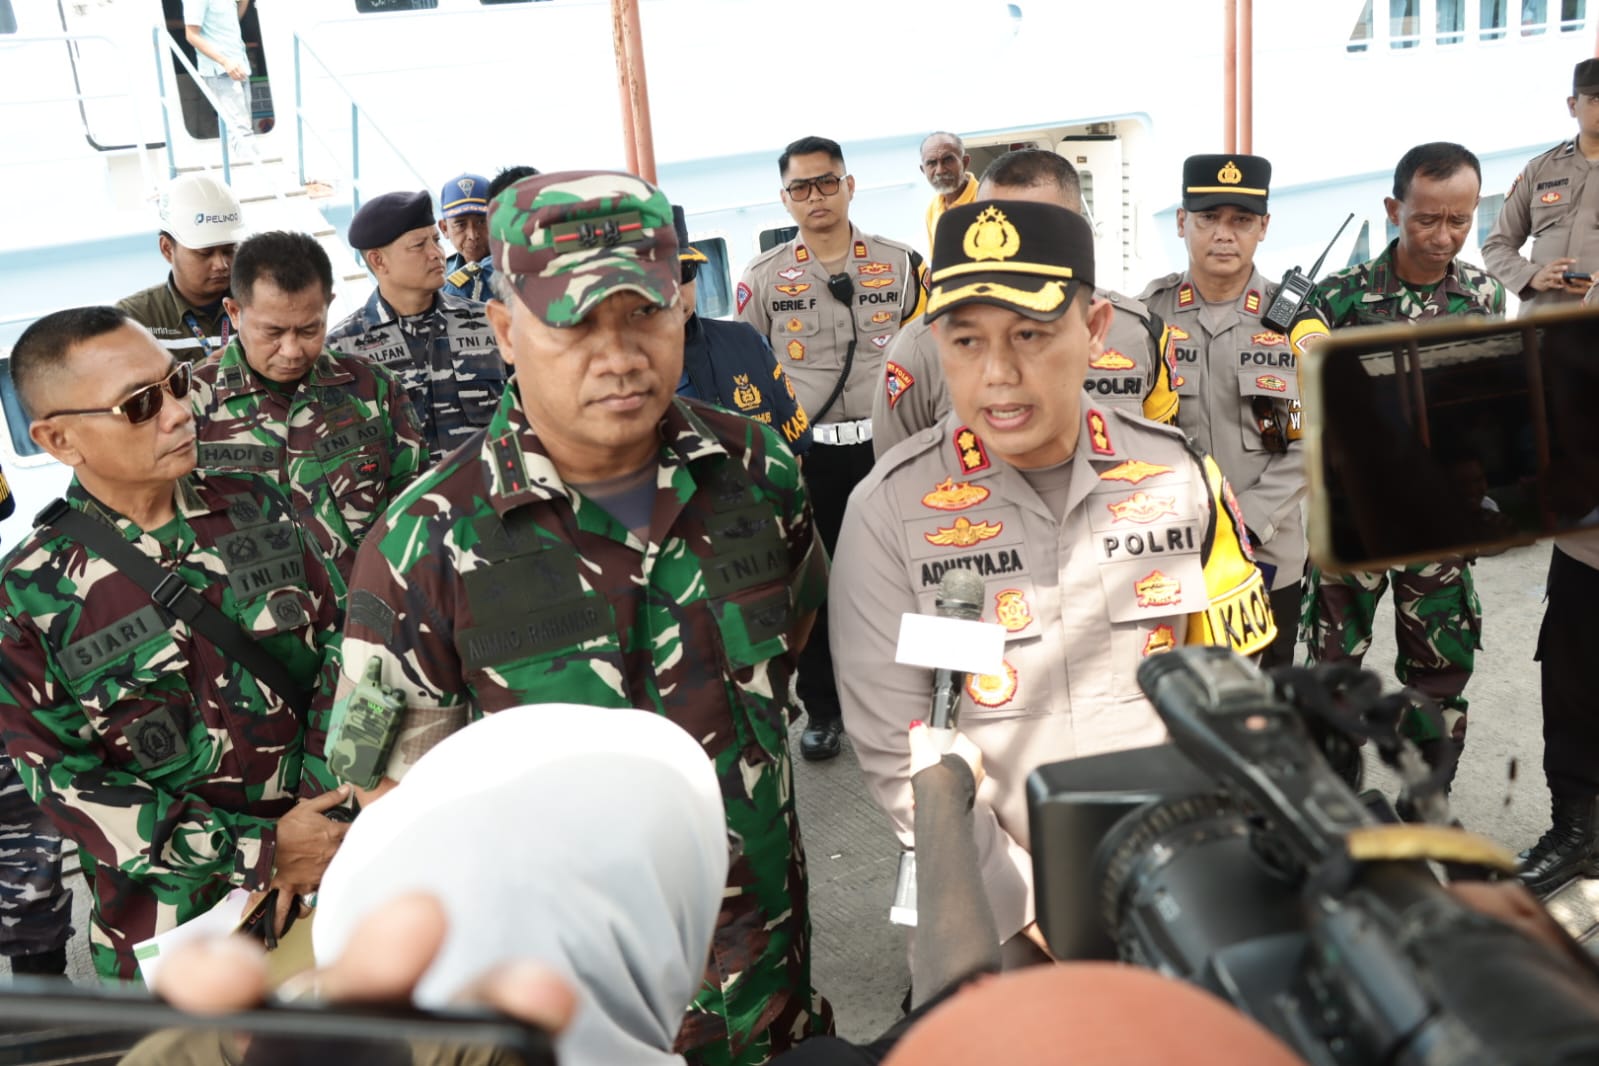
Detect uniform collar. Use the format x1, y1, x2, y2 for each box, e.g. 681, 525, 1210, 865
210, 342, 354, 401
64, 471, 225, 539
479, 382, 728, 517
365, 286, 443, 327
791, 224, 872, 267
1361, 240, 1470, 303
1170, 268, 1269, 318
165, 273, 227, 323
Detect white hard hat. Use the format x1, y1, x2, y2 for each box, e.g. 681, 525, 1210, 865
157, 173, 247, 249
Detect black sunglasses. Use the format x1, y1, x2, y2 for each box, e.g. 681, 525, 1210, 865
42, 361, 193, 425
784, 174, 844, 201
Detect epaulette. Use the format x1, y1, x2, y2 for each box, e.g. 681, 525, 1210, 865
1137, 272, 1183, 304
447, 261, 482, 288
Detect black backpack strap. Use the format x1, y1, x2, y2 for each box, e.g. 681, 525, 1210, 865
39, 499, 311, 717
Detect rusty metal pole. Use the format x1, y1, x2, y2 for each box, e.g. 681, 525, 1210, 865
1224, 0, 1238, 152
611, 0, 658, 184
1240, 0, 1253, 153
610, 0, 640, 175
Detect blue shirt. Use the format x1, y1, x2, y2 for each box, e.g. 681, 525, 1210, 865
182, 0, 246, 77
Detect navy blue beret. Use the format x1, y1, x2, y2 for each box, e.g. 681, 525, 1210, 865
348, 190, 436, 251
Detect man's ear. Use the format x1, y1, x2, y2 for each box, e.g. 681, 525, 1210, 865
1084, 295, 1115, 348
1175, 209, 1187, 238
485, 299, 515, 368
158, 233, 177, 266
1383, 197, 1402, 228
28, 418, 83, 469
223, 296, 241, 323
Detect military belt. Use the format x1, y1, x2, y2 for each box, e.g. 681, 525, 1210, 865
812, 418, 873, 447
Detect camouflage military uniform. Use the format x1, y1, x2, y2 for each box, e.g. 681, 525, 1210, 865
871, 287, 1181, 460
335, 383, 831, 1065
0, 758, 72, 963
190, 341, 429, 581
325, 290, 504, 464
1305, 241, 1506, 744
0, 472, 346, 980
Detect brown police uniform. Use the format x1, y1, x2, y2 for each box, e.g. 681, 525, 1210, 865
1482, 139, 1599, 313
736, 224, 926, 744
1141, 270, 1328, 591
834, 406, 1271, 939
737, 226, 926, 434
871, 289, 1180, 460
834, 197, 1272, 944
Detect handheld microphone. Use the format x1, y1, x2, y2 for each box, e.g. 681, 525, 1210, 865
928, 569, 986, 732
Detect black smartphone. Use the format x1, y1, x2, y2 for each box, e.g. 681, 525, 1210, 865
0, 977, 554, 1066
1301, 304, 1599, 571
1563, 270, 1592, 283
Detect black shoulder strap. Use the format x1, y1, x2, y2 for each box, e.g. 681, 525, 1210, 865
40, 500, 311, 716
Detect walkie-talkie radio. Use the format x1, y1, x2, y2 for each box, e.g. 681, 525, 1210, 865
1261, 212, 1355, 333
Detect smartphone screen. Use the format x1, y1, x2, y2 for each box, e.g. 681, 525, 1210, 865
0, 978, 554, 1066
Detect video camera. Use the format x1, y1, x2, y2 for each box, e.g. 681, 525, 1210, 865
1028, 645, 1599, 1065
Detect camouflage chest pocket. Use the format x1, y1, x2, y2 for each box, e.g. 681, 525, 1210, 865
57, 607, 206, 782
702, 503, 795, 667
453, 532, 626, 705
699, 501, 797, 762
312, 419, 391, 534
1236, 365, 1299, 454
452, 346, 505, 427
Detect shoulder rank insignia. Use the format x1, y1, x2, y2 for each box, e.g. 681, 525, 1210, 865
954, 426, 990, 474
1098, 460, 1173, 484
993, 589, 1032, 633
854, 241, 870, 259
922, 477, 989, 511
1177, 283, 1196, 308
1091, 349, 1136, 371
885, 361, 915, 408
1087, 408, 1114, 456
448, 262, 483, 287
794, 244, 811, 263
925, 516, 1004, 548
966, 661, 1018, 708
1244, 290, 1262, 315
1142, 624, 1177, 657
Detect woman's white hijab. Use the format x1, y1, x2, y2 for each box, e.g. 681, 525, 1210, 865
315, 705, 729, 1065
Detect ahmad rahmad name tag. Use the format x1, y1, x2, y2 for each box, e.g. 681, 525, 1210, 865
894, 614, 1005, 676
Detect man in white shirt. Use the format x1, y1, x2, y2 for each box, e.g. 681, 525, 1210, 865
183, 0, 254, 155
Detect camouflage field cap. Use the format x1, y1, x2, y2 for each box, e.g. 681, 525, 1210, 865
489, 170, 679, 327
